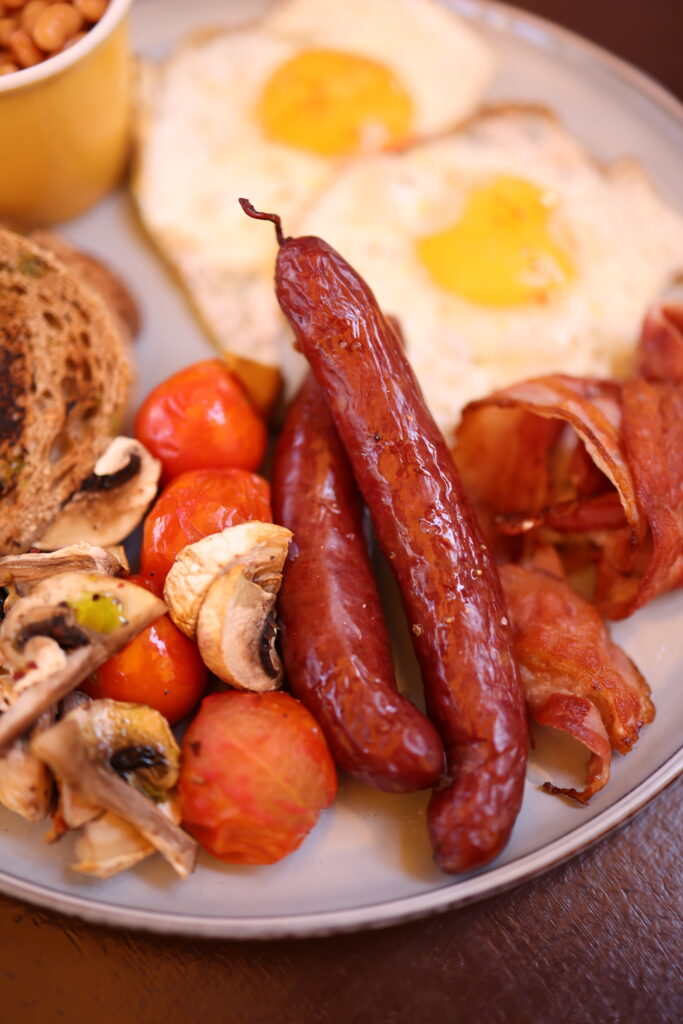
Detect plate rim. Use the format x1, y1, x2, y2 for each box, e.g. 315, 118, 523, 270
1, 750, 681, 938
451, 0, 683, 128
2, 0, 682, 939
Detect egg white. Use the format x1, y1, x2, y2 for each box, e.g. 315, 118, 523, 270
133, 0, 493, 370
295, 108, 683, 437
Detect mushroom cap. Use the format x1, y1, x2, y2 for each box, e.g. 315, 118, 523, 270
31, 704, 196, 878
35, 437, 161, 550
79, 698, 180, 794
0, 573, 166, 753
0, 571, 166, 663
164, 522, 292, 638
196, 565, 282, 692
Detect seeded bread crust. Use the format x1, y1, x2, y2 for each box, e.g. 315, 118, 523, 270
0, 229, 132, 554
28, 230, 141, 346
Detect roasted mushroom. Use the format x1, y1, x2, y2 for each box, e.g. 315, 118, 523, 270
0, 543, 126, 597
0, 710, 54, 822
35, 438, 161, 550
32, 699, 196, 879
0, 572, 166, 752
163, 523, 291, 691
72, 808, 182, 879
196, 565, 282, 691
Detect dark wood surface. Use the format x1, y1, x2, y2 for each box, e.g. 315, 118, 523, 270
2, 3, 682, 1022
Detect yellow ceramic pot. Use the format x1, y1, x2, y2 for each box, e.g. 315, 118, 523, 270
0, 0, 134, 227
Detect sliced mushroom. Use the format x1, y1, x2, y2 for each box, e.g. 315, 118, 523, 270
0, 573, 166, 752
79, 699, 180, 795
163, 522, 291, 691
35, 438, 161, 550
49, 782, 102, 837
0, 543, 126, 597
163, 522, 292, 638
72, 803, 181, 879
196, 565, 282, 691
47, 692, 103, 837
105, 546, 130, 574
0, 710, 55, 822
31, 700, 196, 878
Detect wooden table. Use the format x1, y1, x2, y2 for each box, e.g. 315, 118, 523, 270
2, 3, 682, 1021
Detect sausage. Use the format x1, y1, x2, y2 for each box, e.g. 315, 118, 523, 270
239, 202, 528, 873
272, 371, 444, 792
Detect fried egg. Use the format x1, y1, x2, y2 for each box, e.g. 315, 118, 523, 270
294, 108, 683, 436
133, 0, 493, 380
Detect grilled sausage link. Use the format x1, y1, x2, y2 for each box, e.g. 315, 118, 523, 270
273, 372, 444, 792
272, 229, 527, 873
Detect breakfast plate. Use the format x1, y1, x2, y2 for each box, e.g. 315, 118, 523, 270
0, 0, 682, 939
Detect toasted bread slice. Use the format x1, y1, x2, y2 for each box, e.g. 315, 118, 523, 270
0, 229, 132, 555
27, 230, 140, 346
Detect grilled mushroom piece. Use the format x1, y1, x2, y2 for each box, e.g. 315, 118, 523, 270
72, 806, 182, 879
0, 710, 55, 822
32, 699, 196, 879
35, 438, 161, 550
163, 523, 291, 690
0, 573, 166, 752
0, 543, 126, 597
163, 522, 292, 638
196, 565, 283, 691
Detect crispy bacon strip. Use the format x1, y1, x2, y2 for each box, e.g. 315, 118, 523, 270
638, 302, 683, 383
500, 562, 655, 802
456, 374, 639, 538
453, 404, 563, 553
455, 303, 683, 618
497, 491, 626, 536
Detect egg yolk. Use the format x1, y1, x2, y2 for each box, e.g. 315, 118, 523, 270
257, 48, 413, 157
416, 176, 574, 306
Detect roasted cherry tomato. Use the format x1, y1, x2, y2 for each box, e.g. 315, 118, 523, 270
179, 691, 337, 865
134, 359, 268, 481
81, 574, 207, 725
140, 467, 271, 584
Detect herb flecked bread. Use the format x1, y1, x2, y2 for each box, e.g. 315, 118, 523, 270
0, 228, 132, 554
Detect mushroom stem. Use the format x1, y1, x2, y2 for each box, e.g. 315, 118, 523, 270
0, 644, 94, 752
0, 711, 54, 822
32, 714, 197, 878
0, 544, 126, 594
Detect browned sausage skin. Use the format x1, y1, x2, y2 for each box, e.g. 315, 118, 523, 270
273, 371, 444, 792
238, 199, 527, 873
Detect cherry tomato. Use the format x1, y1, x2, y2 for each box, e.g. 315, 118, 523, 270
81, 575, 207, 725
179, 692, 337, 865
135, 359, 268, 481
140, 467, 271, 585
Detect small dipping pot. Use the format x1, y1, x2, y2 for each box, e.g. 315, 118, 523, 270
0, 0, 134, 226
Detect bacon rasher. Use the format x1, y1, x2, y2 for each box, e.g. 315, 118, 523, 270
454, 303, 683, 620
500, 558, 655, 802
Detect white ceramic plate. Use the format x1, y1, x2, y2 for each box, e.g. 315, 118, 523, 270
1, 0, 682, 939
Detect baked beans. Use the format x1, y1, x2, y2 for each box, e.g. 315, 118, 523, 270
0, 0, 109, 71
